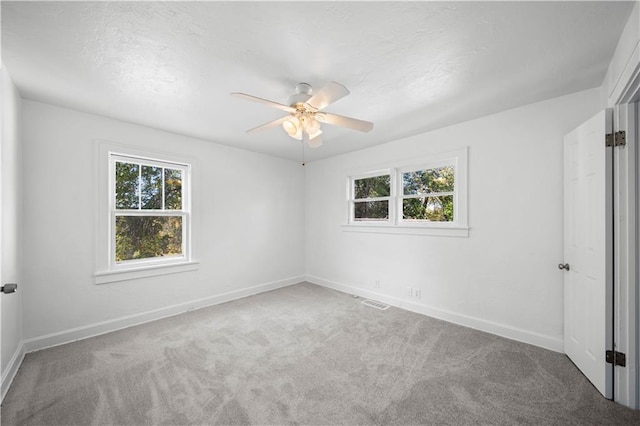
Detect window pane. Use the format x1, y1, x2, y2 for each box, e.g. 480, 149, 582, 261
354, 175, 390, 199
354, 200, 389, 221
164, 168, 182, 210
141, 166, 163, 209
115, 216, 183, 262
115, 162, 139, 209
402, 196, 454, 222
403, 166, 454, 195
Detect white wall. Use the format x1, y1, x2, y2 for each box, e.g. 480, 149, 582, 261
305, 88, 602, 351
1, 67, 23, 397
21, 100, 305, 344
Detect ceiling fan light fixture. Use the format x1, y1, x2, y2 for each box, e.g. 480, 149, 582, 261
307, 127, 322, 140
304, 115, 321, 133
308, 136, 323, 148
301, 114, 322, 139
283, 116, 302, 140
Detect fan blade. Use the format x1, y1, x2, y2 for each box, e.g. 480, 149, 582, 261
315, 112, 374, 132
305, 81, 350, 110
231, 92, 296, 113
308, 135, 323, 148
246, 116, 288, 134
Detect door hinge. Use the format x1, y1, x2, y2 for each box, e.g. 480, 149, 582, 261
606, 350, 626, 367
605, 133, 614, 147
614, 131, 626, 147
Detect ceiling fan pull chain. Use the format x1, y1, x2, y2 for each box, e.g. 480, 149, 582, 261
301, 140, 306, 166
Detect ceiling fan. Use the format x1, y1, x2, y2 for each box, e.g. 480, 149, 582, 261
231, 81, 374, 148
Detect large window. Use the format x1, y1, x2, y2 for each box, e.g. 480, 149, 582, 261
95, 144, 197, 284
345, 148, 468, 237
111, 154, 189, 265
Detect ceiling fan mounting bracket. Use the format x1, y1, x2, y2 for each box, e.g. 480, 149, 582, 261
288, 83, 313, 106
295, 82, 312, 95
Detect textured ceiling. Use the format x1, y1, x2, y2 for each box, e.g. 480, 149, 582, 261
1, 1, 634, 162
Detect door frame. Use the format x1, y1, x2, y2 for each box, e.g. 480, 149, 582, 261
611, 71, 639, 409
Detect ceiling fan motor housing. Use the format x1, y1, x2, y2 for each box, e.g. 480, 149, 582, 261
288, 82, 312, 106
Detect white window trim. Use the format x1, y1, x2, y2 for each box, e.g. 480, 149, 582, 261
94, 260, 200, 285
343, 148, 469, 237
95, 141, 199, 284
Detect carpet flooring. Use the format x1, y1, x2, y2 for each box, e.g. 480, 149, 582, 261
1, 282, 638, 425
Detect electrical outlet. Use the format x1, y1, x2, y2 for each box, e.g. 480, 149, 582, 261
406, 287, 421, 299
374, 280, 381, 289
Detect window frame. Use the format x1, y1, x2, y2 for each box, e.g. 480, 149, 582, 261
397, 159, 457, 225
343, 148, 468, 237
109, 153, 190, 270
95, 142, 199, 284
348, 169, 394, 224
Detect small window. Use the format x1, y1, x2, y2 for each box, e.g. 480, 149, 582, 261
110, 154, 190, 267
400, 166, 455, 222
350, 172, 392, 222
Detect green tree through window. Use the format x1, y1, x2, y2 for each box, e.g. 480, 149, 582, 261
346, 149, 467, 234
402, 166, 454, 222
353, 174, 390, 221
114, 158, 186, 263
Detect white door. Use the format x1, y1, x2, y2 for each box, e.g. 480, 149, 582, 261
0, 75, 3, 375
563, 109, 613, 398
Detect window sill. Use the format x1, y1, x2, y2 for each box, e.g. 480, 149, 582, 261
95, 260, 200, 284
341, 224, 469, 237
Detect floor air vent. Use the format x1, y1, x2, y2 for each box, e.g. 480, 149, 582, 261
361, 299, 390, 310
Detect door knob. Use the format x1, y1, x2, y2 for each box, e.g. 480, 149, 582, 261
558, 263, 570, 271
1, 283, 17, 294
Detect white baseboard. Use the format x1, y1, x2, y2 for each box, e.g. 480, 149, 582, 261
306, 274, 564, 353
1, 341, 25, 402
22, 275, 304, 354
4, 274, 562, 403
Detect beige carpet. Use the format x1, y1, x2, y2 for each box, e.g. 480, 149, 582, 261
1, 282, 638, 425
